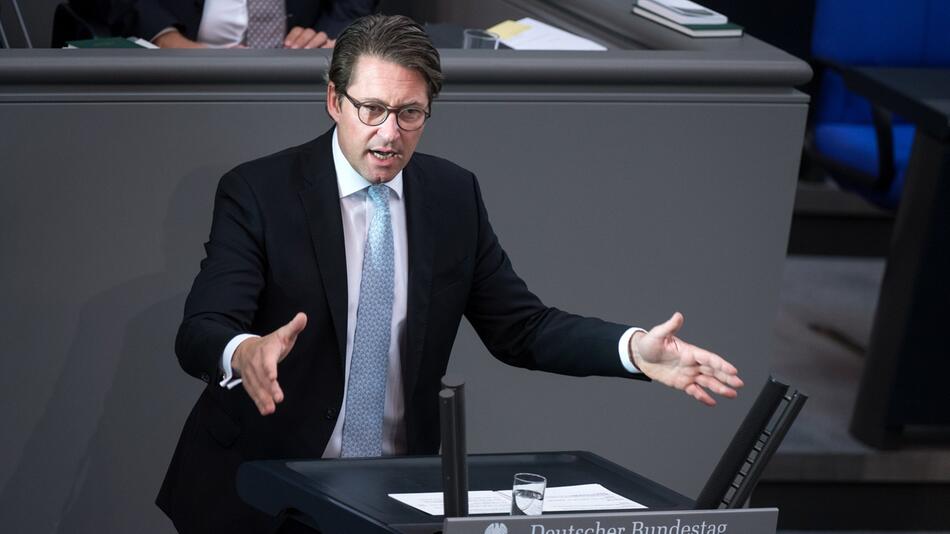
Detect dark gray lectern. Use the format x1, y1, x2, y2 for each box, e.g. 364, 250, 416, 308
237, 451, 693, 533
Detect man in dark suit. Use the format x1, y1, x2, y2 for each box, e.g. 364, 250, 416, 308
158, 14, 744, 533
124, 0, 378, 48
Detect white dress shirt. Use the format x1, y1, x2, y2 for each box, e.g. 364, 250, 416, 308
219, 128, 642, 458
197, 0, 249, 48
153, 0, 250, 47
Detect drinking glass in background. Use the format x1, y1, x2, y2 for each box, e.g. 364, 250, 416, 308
462, 29, 500, 49
511, 473, 546, 516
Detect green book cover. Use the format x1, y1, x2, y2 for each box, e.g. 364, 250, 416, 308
66, 37, 147, 49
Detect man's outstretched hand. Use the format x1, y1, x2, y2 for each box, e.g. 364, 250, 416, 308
631, 312, 743, 406
232, 313, 307, 415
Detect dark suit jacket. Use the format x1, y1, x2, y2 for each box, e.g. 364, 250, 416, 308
127, 0, 377, 41
157, 129, 643, 533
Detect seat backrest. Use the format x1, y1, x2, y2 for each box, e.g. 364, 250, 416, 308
0, 6, 7, 49
813, 0, 950, 125
694, 377, 807, 510
1, 0, 35, 48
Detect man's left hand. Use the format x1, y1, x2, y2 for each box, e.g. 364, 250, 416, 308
631, 312, 743, 406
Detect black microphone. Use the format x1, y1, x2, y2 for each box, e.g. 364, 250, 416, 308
439, 375, 468, 517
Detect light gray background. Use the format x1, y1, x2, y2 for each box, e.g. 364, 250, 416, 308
0, 50, 807, 533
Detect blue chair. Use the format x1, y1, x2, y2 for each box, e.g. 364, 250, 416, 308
807, 0, 950, 210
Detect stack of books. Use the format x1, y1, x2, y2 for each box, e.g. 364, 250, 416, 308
632, 0, 743, 38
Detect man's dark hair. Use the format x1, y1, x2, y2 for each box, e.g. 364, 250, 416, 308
327, 14, 443, 106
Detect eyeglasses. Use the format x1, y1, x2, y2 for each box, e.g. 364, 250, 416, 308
339, 91, 431, 131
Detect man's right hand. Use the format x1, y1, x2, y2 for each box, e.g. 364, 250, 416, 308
232, 312, 307, 415
283, 26, 332, 49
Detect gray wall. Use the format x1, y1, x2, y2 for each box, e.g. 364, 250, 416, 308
0, 47, 808, 533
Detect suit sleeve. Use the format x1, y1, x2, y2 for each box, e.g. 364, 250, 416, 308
125, 0, 188, 40
463, 176, 648, 380
316, 0, 378, 37
175, 170, 267, 382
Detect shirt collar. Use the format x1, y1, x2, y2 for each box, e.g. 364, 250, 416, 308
332, 128, 404, 200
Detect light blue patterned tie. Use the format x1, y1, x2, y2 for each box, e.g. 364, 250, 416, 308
341, 184, 394, 457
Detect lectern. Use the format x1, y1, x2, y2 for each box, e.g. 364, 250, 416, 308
237, 451, 693, 533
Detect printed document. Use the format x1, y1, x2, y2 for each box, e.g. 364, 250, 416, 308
487, 18, 607, 50
389, 483, 646, 516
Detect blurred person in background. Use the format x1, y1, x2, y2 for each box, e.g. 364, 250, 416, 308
114, 0, 379, 48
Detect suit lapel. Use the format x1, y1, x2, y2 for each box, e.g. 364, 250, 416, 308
298, 132, 348, 364
403, 159, 435, 402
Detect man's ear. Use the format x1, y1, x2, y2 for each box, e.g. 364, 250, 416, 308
326, 82, 341, 122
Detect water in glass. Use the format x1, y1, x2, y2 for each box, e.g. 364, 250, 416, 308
511, 488, 544, 516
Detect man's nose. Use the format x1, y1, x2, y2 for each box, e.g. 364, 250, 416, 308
376, 112, 401, 142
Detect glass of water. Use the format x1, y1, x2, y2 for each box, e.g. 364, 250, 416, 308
463, 29, 500, 49
511, 473, 546, 516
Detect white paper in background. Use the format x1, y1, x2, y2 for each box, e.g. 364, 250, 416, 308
388, 490, 511, 516
389, 484, 646, 516
498, 484, 648, 512
499, 17, 607, 51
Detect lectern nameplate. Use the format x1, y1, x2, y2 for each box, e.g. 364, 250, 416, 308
443, 508, 778, 534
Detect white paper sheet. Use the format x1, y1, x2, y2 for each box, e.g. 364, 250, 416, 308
498, 484, 648, 512
388, 490, 511, 516
389, 484, 646, 516
490, 17, 607, 51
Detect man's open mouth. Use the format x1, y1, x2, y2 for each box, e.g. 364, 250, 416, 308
370, 149, 397, 160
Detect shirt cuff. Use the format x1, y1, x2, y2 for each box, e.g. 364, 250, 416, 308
151, 27, 178, 43
618, 327, 647, 374
220, 333, 259, 389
